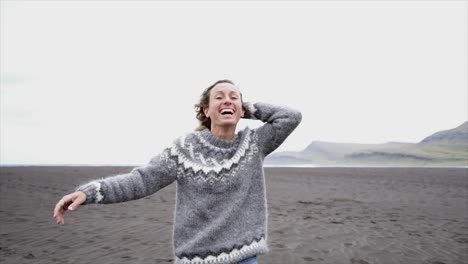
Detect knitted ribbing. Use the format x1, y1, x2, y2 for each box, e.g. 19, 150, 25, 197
76, 102, 302, 264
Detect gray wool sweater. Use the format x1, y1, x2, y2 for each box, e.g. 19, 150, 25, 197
76, 102, 302, 264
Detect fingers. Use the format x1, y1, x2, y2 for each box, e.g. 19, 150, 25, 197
55, 212, 64, 225
53, 191, 87, 225
53, 197, 65, 217
68, 192, 86, 211
53, 193, 76, 225
53, 198, 67, 224
53, 202, 65, 224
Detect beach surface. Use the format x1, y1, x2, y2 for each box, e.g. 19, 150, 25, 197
1, 166, 467, 264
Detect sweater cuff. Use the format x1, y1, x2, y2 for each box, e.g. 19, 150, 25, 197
76, 181, 104, 204
242, 102, 258, 120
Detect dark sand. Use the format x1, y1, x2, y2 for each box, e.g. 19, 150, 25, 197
0, 166, 467, 264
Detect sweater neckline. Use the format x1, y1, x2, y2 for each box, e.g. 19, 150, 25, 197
199, 128, 247, 149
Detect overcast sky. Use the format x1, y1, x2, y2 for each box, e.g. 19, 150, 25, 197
1, 1, 466, 165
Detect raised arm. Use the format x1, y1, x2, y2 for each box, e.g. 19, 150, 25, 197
243, 102, 302, 157
53, 147, 177, 224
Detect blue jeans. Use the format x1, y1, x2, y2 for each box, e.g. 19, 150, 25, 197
238, 255, 257, 264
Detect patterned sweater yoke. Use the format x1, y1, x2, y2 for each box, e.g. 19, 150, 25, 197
76, 102, 302, 264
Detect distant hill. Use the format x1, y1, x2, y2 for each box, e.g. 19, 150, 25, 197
420, 122, 468, 143
266, 121, 468, 166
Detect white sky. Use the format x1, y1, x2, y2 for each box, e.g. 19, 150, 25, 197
1, 1, 467, 165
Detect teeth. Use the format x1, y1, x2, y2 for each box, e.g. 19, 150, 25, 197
220, 109, 234, 114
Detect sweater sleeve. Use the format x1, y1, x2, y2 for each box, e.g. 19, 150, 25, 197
75, 147, 177, 205
243, 102, 302, 157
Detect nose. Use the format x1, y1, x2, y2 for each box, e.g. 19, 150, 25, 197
222, 98, 232, 105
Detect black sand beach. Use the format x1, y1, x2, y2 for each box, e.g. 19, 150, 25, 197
1, 166, 467, 264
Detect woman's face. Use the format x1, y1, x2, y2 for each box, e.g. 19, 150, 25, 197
204, 82, 245, 129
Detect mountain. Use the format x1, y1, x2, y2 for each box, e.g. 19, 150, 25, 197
265, 121, 468, 166
420, 122, 468, 143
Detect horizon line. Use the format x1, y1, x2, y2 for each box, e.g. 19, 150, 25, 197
1, 164, 467, 169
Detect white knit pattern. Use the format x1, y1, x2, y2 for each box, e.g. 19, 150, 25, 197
93, 182, 104, 203
170, 131, 253, 175
175, 237, 268, 264
195, 132, 238, 152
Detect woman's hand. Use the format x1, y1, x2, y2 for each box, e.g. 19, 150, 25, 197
53, 191, 86, 225
242, 102, 257, 119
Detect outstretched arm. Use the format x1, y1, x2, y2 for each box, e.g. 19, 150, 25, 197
76, 147, 177, 204
243, 102, 302, 157
53, 147, 177, 224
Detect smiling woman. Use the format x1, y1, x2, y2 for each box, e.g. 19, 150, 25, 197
195, 79, 246, 139
53, 79, 302, 264
194, 79, 243, 132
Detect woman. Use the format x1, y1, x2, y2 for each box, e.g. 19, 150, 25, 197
53, 79, 302, 264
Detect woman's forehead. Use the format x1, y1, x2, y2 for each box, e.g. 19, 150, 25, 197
211, 83, 240, 94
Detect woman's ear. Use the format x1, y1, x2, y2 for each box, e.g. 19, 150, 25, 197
204, 107, 209, 118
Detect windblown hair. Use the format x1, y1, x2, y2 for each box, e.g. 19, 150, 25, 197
194, 79, 241, 131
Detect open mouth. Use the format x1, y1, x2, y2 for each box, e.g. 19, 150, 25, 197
220, 109, 235, 116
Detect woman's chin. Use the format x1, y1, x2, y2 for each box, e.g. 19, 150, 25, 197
216, 119, 240, 127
